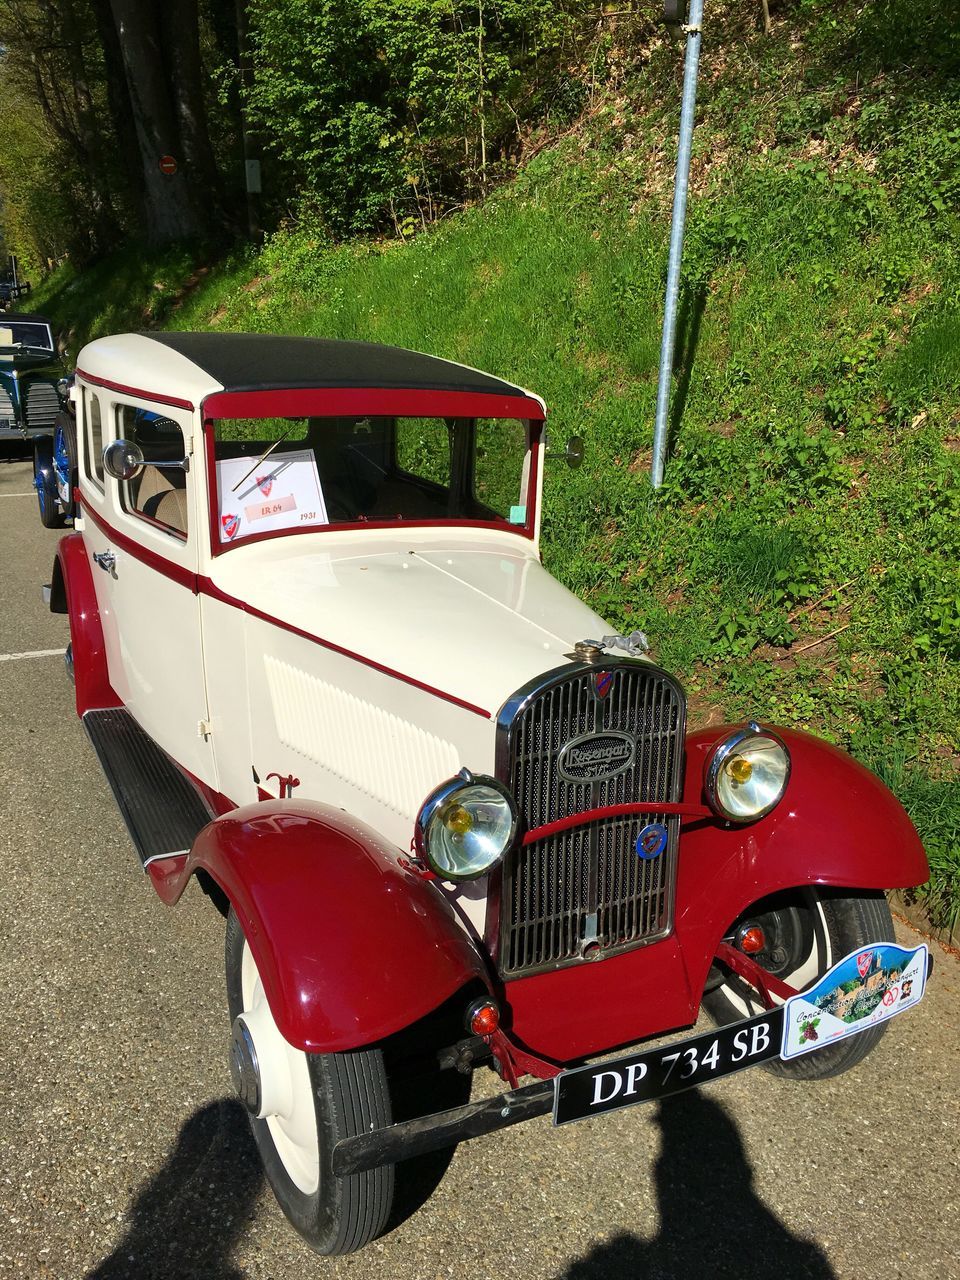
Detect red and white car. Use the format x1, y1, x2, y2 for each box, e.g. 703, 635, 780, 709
46, 332, 931, 1255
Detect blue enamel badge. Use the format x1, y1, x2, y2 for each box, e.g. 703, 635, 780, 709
636, 822, 668, 860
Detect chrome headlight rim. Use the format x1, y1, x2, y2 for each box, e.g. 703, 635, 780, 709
705, 721, 791, 824
415, 770, 519, 882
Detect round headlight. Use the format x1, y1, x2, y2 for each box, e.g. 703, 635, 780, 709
705, 723, 790, 823
415, 771, 518, 882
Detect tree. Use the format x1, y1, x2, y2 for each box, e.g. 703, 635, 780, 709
108, 0, 209, 243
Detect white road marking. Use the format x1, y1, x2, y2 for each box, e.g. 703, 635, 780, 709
0, 493, 37, 498
0, 648, 63, 663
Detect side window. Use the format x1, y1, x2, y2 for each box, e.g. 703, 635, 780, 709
82, 389, 104, 487
473, 419, 528, 522
117, 404, 189, 538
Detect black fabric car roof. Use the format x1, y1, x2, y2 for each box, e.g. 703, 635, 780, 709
1, 314, 53, 325
146, 332, 533, 400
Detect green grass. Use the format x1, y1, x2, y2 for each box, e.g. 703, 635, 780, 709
31, 0, 960, 930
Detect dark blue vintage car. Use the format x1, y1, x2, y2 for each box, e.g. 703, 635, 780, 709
0, 314, 64, 440
0, 313, 74, 527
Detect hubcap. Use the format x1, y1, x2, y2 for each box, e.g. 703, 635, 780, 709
238, 939, 320, 1194
230, 1017, 262, 1115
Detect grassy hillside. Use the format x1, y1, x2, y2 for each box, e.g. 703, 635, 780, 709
31, 0, 960, 929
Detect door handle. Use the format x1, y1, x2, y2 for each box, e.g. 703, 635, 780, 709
93, 550, 116, 573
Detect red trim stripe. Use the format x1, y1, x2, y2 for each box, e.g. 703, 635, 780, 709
77, 367, 196, 411
197, 575, 492, 719
522, 802, 712, 844
202, 387, 545, 421
76, 494, 492, 719
78, 493, 198, 591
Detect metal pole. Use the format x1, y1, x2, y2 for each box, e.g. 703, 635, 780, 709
236, 0, 262, 243
651, 0, 704, 489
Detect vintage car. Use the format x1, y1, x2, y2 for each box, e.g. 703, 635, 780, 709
0, 314, 64, 447
44, 332, 931, 1256
32, 373, 78, 528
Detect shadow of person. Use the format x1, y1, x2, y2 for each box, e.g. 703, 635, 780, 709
86, 1099, 263, 1280
563, 1091, 836, 1280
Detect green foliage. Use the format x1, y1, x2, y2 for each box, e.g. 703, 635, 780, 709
245, 0, 582, 234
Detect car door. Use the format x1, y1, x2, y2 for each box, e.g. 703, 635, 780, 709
80, 388, 217, 790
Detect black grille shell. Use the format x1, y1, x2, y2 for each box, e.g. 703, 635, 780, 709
495, 660, 685, 977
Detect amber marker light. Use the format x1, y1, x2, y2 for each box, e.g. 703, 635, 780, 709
738, 925, 766, 955
466, 997, 500, 1037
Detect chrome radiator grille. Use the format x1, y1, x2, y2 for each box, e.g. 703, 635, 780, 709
497, 662, 685, 977
0, 387, 14, 427
24, 382, 60, 430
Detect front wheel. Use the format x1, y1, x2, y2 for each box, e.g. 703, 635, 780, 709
703, 889, 895, 1080
52, 413, 78, 518
225, 909, 395, 1254
33, 435, 62, 529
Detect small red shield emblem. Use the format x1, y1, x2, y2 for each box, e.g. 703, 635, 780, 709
594, 671, 614, 699
221, 513, 241, 540
256, 474, 273, 497
856, 950, 874, 979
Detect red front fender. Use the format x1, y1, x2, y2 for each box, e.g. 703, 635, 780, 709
674, 725, 930, 998
155, 800, 490, 1053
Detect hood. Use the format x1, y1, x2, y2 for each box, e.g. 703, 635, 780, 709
211, 536, 613, 716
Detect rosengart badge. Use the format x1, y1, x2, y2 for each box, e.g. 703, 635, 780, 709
558, 730, 636, 784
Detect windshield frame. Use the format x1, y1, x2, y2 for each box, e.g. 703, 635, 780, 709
202, 397, 543, 558
0, 320, 54, 355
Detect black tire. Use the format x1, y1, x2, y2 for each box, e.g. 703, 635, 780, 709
52, 412, 78, 518
32, 435, 63, 529
225, 908, 395, 1255
703, 889, 895, 1080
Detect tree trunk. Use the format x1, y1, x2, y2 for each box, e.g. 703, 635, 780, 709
57, 0, 123, 254
108, 0, 204, 244
161, 0, 226, 221
88, 0, 147, 228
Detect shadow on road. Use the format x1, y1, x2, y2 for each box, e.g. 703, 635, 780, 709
86, 1098, 263, 1280
561, 1091, 836, 1280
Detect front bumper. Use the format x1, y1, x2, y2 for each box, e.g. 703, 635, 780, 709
332, 1007, 784, 1176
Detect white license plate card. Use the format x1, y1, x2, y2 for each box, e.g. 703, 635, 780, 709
780, 940, 928, 1060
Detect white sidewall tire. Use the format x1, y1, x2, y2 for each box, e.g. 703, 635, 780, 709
225, 908, 395, 1255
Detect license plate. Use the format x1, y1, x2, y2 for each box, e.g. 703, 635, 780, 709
553, 939, 930, 1127
554, 1008, 785, 1125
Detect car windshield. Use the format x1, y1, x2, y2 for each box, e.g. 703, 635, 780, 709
0, 321, 54, 354
211, 415, 533, 545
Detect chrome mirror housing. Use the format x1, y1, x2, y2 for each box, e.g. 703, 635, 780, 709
544, 432, 585, 469
102, 439, 145, 481
564, 435, 584, 469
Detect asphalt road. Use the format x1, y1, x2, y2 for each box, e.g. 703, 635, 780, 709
0, 453, 958, 1280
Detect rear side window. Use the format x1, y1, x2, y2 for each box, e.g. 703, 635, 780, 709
117, 404, 189, 538
82, 389, 104, 487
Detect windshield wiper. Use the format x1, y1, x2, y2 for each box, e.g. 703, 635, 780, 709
231, 429, 292, 493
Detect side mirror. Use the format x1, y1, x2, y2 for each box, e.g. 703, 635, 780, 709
544, 432, 585, 469
103, 438, 190, 480
103, 439, 145, 481
564, 435, 585, 469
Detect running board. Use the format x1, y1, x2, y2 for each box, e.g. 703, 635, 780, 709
83, 708, 214, 868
